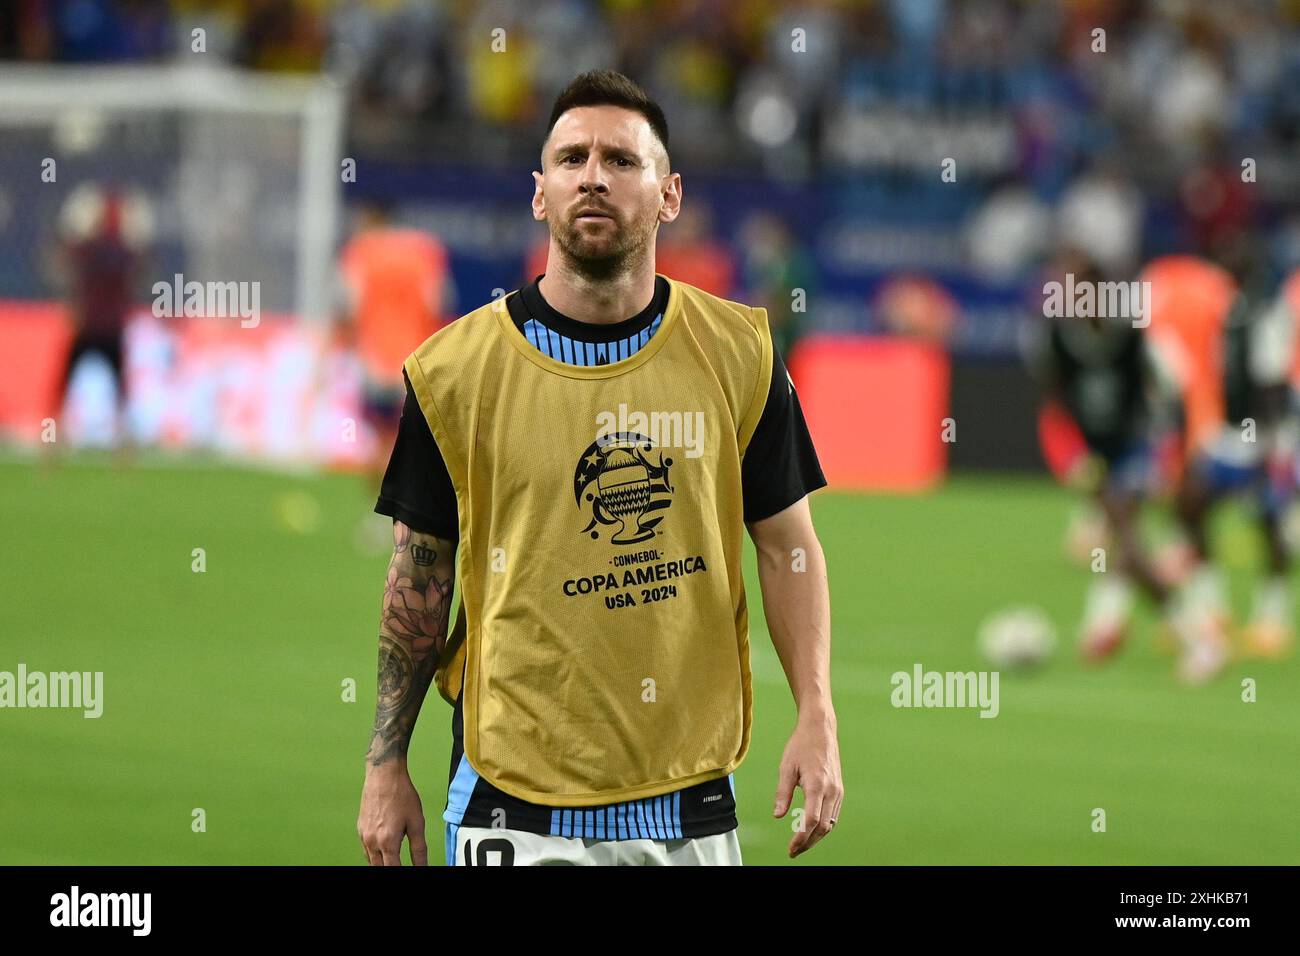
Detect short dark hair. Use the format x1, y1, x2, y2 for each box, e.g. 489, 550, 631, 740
544, 70, 670, 169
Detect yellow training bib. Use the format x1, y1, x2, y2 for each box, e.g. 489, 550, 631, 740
405, 276, 772, 806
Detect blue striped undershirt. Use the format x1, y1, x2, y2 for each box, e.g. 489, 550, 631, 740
550, 792, 683, 840
521, 312, 664, 366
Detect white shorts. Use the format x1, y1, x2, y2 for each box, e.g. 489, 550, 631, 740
448, 824, 742, 866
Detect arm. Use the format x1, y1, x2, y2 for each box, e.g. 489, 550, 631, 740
357, 519, 456, 866
747, 495, 842, 858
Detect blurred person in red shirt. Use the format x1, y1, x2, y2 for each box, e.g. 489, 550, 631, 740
654, 200, 735, 298
50, 182, 152, 454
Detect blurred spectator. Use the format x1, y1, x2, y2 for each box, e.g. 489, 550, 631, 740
1056, 159, 1143, 279
965, 179, 1053, 282
874, 274, 957, 345
1178, 133, 1256, 256
1146, 10, 1230, 156
52, 0, 172, 63
234, 0, 325, 72
0, 0, 53, 59
737, 211, 816, 359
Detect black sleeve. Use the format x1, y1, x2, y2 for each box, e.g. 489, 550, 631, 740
373, 372, 460, 540
741, 343, 828, 523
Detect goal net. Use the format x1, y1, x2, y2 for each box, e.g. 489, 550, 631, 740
0, 61, 344, 322
0, 63, 363, 462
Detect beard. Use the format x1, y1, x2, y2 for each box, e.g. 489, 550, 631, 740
549, 204, 656, 282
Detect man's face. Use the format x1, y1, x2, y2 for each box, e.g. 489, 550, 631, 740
532, 105, 680, 279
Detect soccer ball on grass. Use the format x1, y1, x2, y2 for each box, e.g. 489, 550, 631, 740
977, 606, 1058, 670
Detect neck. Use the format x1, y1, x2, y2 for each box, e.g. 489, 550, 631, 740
538, 245, 658, 325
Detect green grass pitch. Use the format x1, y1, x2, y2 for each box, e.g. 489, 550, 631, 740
1, 457, 1296, 864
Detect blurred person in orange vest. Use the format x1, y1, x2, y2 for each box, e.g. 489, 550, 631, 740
337, 201, 453, 487
523, 230, 550, 290
654, 200, 735, 298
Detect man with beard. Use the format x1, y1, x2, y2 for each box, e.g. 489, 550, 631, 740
357, 71, 840, 866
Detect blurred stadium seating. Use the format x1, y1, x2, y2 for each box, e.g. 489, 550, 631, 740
2, 0, 1298, 473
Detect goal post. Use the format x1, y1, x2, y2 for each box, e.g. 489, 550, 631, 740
0, 61, 346, 323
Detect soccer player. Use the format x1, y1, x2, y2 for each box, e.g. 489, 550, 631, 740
1172, 236, 1298, 661
357, 70, 841, 866
1024, 252, 1190, 673
50, 183, 150, 452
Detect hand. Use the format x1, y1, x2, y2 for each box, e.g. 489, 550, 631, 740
773, 710, 843, 858
358, 760, 428, 866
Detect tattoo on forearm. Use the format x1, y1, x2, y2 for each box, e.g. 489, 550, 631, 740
366, 521, 454, 767
376, 636, 415, 720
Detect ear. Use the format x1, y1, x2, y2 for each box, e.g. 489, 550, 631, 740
658, 172, 682, 225
531, 170, 546, 222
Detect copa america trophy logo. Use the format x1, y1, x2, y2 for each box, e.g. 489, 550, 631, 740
573, 432, 674, 545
